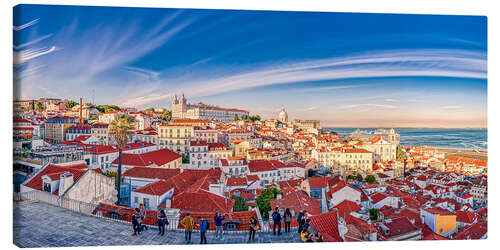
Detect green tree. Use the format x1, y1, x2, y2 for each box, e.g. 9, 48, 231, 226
160, 110, 172, 121
109, 114, 134, 205
145, 107, 155, 113
365, 175, 377, 184
369, 208, 379, 220
256, 187, 283, 219
397, 146, 406, 160
182, 154, 190, 164
35, 102, 44, 111
355, 173, 363, 182
232, 195, 249, 212
65, 100, 78, 109
234, 114, 239, 121
96, 105, 121, 113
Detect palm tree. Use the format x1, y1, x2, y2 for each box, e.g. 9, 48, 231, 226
109, 114, 134, 205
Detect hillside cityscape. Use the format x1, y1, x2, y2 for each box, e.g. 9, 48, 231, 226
13, 5, 487, 248
13, 94, 487, 246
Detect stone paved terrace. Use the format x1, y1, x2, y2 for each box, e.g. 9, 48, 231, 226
13, 201, 302, 248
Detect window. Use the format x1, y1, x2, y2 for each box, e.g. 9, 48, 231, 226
134, 197, 139, 204
43, 182, 51, 192
143, 198, 150, 209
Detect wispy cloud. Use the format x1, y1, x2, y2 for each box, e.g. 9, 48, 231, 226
162, 49, 486, 99
337, 103, 397, 110
385, 98, 397, 102
122, 66, 160, 81
15, 10, 197, 101
13, 46, 58, 65
14, 34, 53, 50
13, 18, 39, 31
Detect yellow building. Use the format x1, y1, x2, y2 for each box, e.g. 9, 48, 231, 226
232, 140, 252, 157
157, 124, 194, 154
312, 147, 373, 175
421, 208, 457, 237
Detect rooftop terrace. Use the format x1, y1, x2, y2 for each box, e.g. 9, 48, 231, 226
13, 201, 301, 248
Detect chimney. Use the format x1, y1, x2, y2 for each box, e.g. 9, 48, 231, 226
58, 172, 74, 196
79, 98, 83, 125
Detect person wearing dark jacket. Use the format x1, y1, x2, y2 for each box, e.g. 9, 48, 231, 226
283, 208, 292, 233
214, 212, 226, 240
131, 208, 141, 236
271, 207, 282, 236
198, 216, 209, 244
297, 210, 305, 234
248, 216, 258, 242
157, 209, 168, 236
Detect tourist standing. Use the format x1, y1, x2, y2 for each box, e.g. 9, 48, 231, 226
157, 209, 167, 236
297, 210, 305, 234
180, 213, 194, 243
198, 216, 209, 244
248, 215, 258, 242
214, 212, 226, 240
271, 207, 282, 236
283, 208, 292, 233
138, 203, 146, 233
131, 208, 141, 236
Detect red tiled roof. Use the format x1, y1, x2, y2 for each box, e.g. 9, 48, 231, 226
309, 210, 343, 242
171, 189, 234, 212
208, 142, 228, 150
334, 200, 362, 219
454, 221, 487, 240
370, 192, 390, 204
308, 177, 333, 189
133, 179, 172, 196
423, 208, 453, 216
382, 217, 420, 238
190, 140, 208, 147
111, 149, 181, 166
226, 177, 247, 186
24, 163, 87, 192
456, 211, 477, 224
270, 192, 322, 216
122, 167, 180, 180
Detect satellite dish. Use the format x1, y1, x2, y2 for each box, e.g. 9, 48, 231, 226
112, 196, 118, 203
112, 190, 118, 195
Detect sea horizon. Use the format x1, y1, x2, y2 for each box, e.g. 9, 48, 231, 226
324, 127, 487, 150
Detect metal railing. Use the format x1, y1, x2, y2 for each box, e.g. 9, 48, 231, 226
14, 190, 287, 234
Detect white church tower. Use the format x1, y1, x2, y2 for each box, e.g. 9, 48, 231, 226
172, 93, 188, 119
278, 107, 288, 123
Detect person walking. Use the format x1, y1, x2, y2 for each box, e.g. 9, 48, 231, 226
198, 216, 209, 244
180, 213, 194, 243
157, 209, 167, 236
283, 208, 292, 233
131, 208, 141, 236
297, 210, 305, 234
248, 215, 258, 242
271, 207, 282, 236
214, 212, 226, 240
138, 203, 146, 233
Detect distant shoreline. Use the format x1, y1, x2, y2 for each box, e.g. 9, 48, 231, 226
324, 127, 487, 130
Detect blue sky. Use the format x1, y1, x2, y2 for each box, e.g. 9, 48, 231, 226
13, 5, 487, 128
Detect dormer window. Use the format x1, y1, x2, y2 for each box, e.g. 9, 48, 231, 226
43, 182, 51, 192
